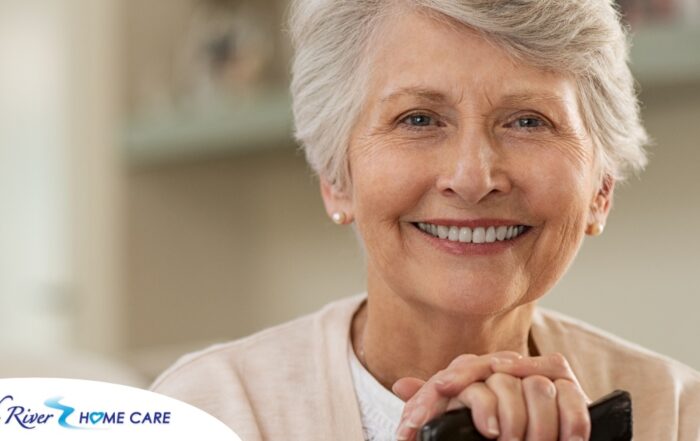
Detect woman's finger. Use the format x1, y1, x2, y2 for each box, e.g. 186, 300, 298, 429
555, 379, 591, 441
491, 352, 586, 392
432, 352, 520, 395
485, 373, 527, 441
522, 375, 559, 441
450, 382, 501, 439
396, 394, 449, 441
392, 377, 426, 401
396, 372, 450, 441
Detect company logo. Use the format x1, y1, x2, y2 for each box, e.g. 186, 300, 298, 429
0, 394, 171, 430
0, 378, 240, 440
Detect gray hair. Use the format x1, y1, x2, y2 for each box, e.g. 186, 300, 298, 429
289, 0, 649, 190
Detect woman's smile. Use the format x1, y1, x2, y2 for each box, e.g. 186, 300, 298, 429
409, 220, 532, 256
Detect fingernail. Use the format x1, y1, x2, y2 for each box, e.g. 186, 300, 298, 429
545, 382, 557, 398
406, 405, 428, 428
570, 437, 584, 441
396, 422, 411, 440
487, 416, 500, 436
492, 357, 514, 365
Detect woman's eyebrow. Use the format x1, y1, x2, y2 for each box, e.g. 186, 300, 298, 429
379, 86, 451, 104
380, 88, 569, 108
497, 92, 569, 107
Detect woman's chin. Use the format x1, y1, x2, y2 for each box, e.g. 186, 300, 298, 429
413, 286, 527, 319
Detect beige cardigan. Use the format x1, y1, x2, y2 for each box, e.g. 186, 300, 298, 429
152, 294, 700, 440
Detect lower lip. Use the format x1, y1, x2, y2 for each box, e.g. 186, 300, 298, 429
412, 223, 530, 256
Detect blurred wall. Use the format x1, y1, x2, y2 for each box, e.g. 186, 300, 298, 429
125, 151, 366, 376
0, 0, 145, 386
0, 0, 72, 352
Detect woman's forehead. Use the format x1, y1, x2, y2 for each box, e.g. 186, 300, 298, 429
366, 9, 578, 110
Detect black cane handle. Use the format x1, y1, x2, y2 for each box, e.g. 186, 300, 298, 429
419, 390, 632, 441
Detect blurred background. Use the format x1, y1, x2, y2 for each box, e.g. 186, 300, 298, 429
0, 0, 698, 387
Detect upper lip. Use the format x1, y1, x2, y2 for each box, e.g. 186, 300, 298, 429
414, 218, 528, 228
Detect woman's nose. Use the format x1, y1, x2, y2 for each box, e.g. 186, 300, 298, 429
435, 128, 512, 205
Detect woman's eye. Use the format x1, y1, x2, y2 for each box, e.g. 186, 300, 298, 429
510, 116, 549, 130
399, 113, 438, 129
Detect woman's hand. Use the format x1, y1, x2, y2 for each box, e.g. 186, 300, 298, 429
393, 352, 591, 441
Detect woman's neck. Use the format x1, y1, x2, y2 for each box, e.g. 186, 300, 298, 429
351, 291, 535, 391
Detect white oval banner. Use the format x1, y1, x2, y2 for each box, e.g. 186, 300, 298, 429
0, 378, 241, 440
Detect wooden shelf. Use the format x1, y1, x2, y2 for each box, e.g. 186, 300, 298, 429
123, 89, 294, 165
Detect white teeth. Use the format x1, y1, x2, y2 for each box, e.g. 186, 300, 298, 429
458, 227, 472, 243
417, 222, 528, 244
485, 226, 496, 243
472, 227, 485, 243
496, 226, 507, 241
448, 226, 459, 241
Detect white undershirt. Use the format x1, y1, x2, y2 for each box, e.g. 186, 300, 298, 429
348, 344, 406, 441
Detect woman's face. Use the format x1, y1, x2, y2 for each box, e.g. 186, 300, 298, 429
322, 10, 613, 316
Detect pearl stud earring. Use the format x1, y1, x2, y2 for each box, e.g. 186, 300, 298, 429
587, 222, 604, 236
331, 211, 347, 225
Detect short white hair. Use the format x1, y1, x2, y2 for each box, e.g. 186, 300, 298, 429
289, 0, 649, 190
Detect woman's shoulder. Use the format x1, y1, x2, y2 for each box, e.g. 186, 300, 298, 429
534, 306, 700, 382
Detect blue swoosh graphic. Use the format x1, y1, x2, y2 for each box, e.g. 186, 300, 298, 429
44, 396, 83, 429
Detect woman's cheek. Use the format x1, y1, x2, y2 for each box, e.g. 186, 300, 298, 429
356, 142, 433, 196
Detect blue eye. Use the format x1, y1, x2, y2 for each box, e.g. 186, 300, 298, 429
512, 117, 547, 129
402, 113, 434, 127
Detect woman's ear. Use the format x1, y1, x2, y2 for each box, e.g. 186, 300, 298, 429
320, 177, 354, 224
586, 174, 615, 235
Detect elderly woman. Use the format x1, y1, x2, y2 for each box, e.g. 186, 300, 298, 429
152, 0, 700, 440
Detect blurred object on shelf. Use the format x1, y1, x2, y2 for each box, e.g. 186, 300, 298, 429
174, 0, 275, 110
617, 0, 700, 27
123, 0, 290, 162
